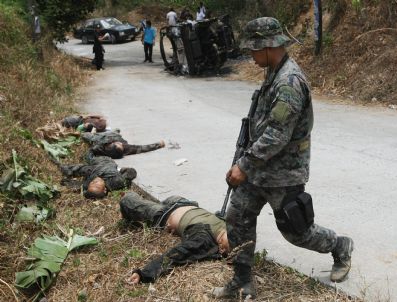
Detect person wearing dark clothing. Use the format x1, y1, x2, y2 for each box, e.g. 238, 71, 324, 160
141, 20, 156, 63
93, 25, 105, 70
119, 192, 230, 284
62, 114, 107, 132
81, 131, 165, 159
60, 156, 136, 199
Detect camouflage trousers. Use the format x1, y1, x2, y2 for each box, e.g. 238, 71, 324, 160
120, 192, 198, 227
226, 182, 337, 282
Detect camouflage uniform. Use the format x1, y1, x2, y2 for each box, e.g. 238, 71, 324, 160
120, 193, 223, 282
81, 131, 164, 158
60, 156, 136, 198
225, 17, 339, 286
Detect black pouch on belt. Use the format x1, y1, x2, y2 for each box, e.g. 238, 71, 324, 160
275, 191, 314, 235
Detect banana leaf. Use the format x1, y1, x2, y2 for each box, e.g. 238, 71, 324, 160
57, 136, 80, 147
40, 140, 70, 160
15, 205, 53, 223
15, 230, 98, 300
40, 136, 79, 160
0, 150, 59, 202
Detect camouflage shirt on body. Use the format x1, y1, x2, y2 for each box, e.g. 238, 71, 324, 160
237, 57, 313, 187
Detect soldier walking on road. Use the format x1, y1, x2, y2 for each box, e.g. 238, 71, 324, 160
212, 17, 354, 299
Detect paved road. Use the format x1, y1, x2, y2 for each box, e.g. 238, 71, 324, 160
60, 38, 397, 301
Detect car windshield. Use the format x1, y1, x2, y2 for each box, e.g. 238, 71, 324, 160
102, 18, 123, 28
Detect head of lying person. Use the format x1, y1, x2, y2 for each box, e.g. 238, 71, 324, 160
85, 177, 108, 199
216, 229, 230, 255
120, 167, 137, 181
104, 142, 124, 159
83, 123, 94, 132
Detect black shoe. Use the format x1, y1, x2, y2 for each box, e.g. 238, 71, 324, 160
143, 59, 148, 63
149, 60, 154, 63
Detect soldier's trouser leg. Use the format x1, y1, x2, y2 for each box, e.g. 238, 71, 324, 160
265, 186, 338, 254
226, 183, 338, 285
120, 192, 165, 225
120, 193, 198, 227
226, 183, 267, 283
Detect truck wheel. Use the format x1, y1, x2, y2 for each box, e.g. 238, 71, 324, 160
160, 30, 178, 71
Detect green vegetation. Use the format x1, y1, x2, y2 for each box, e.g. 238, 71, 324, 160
35, 0, 98, 42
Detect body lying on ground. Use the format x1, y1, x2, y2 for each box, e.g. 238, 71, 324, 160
120, 192, 230, 283
81, 131, 165, 159
62, 114, 107, 133
60, 155, 136, 199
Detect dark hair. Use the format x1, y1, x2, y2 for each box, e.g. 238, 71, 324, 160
105, 143, 124, 159
120, 167, 137, 181
85, 123, 94, 132
146, 20, 152, 27
84, 189, 107, 199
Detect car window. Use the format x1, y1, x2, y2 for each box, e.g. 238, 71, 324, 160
105, 18, 123, 26
100, 20, 112, 29
85, 20, 94, 29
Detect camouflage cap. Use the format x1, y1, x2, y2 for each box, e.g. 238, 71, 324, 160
240, 17, 290, 50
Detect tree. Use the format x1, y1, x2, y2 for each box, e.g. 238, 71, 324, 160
35, 0, 98, 43
313, 0, 322, 55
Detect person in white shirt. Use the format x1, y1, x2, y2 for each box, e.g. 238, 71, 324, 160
199, 2, 206, 16
166, 8, 178, 26
196, 7, 205, 21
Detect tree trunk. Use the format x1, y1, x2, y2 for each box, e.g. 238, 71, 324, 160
314, 0, 322, 55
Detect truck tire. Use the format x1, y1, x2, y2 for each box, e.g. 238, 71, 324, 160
160, 29, 178, 71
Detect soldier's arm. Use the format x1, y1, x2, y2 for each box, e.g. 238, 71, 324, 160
237, 82, 305, 176
123, 141, 165, 155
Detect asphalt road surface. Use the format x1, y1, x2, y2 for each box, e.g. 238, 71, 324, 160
59, 37, 397, 301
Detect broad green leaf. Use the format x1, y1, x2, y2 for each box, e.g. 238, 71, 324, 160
15, 205, 52, 223
15, 268, 52, 289
57, 136, 80, 147
40, 140, 70, 160
69, 235, 98, 251
15, 230, 98, 295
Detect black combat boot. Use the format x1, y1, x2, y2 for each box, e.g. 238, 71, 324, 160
330, 236, 354, 282
211, 265, 256, 299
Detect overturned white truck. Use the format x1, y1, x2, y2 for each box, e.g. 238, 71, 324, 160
160, 15, 239, 75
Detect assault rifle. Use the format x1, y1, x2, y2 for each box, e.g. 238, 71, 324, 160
216, 89, 260, 218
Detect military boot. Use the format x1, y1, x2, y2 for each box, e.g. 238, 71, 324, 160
330, 236, 354, 282
211, 279, 256, 299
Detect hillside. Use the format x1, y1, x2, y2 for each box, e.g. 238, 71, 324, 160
230, 0, 397, 104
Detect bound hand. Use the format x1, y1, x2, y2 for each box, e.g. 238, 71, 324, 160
226, 165, 247, 187
126, 272, 140, 284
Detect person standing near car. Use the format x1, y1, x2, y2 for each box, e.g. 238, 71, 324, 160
141, 20, 155, 63
166, 8, 177, 26
93, 24, 106, 70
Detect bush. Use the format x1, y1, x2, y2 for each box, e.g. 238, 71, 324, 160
35, 0, 98, 43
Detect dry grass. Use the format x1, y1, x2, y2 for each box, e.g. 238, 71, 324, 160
0, 5, 363, 302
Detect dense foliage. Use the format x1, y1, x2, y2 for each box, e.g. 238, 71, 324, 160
35, 0, 98, 42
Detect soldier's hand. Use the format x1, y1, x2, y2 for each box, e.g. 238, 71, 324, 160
126, 272, 140, 284
226, 165, 247, 187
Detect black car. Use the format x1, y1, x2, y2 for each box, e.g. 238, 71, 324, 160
74, 17, 138, 44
